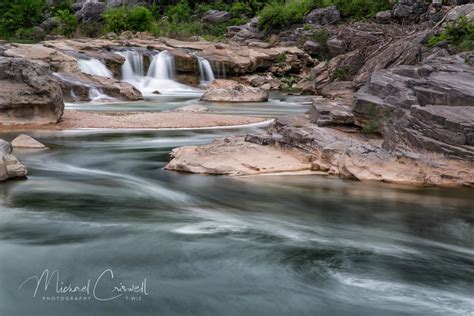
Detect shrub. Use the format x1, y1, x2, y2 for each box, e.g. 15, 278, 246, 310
258, 0, 321, 32
331, 0, 391, 20
127, 6, 154, 32
55, 9, 78, 36
165, 0, 193, 23
428, 17, 474, 52
103, 7, 129, 33
0, 0, 46, 38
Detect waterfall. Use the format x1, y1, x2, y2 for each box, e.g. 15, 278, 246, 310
116, 49, 200, 96
88, 88, 115, 102
147, 51, 175, 80
117, 50, 144, 80
78, 58, 113, 78
197, 57, 215, 85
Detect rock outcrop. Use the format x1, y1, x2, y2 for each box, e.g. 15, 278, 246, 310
201, 80, 269, 102
167, 114, 473, 186
165, 137, 312, 176
354, 53, 474, 160
0, 58, 64, 125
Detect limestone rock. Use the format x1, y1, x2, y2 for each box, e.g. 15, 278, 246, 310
75, 1, 106, 23
309, 97, 354, 127
445, 3, 474, 22
201, 80, 269, 102
304, 6, 341, 25
202, 10, 231, 24
0, 58, 64, 125
165, 137, 311, 176
11, 135, 47, 149
393, 0, 428, 21
354, 54, 474, 160
376, 11, 392, 24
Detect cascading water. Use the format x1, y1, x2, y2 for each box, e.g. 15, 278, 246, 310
197, 56, 216, 85
116, 50, 200, 96
147, 51, 175, 80
88, 87, 115, 102
78, 58, 113, 78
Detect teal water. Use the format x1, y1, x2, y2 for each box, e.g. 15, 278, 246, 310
0, 97, 473, 316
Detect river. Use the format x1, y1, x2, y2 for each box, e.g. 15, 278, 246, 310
0, 95, 473, 316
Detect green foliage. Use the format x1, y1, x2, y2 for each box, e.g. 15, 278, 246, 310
103, 7, 129, 33
258, 0, 392, 32
55, 9, 78, 36
361, 105, 380, 134
0, 0, 46, 38
103, 6, 153, 33
331, 68, 349, 81
49, 0, 73, 15
428, 17, 474, 52
277, 52, 287, 67
127, 6, 154, 32
331, 0, 391, 20
165, 0, 193, 23
13, 27, 45, 42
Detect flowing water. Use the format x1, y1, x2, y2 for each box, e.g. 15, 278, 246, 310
78, 58, 114, 79
197, 56, 216, 85
1, 85, 473, 315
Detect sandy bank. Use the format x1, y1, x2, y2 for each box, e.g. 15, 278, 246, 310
0, 110, 267, 130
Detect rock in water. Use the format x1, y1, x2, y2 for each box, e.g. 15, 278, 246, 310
201, 80, 269, 103
0, 58, 64, 125
0, 139, 27, 181
173, 104, 209, 113
11, 135, 48, 149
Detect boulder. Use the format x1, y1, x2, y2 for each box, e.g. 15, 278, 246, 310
0, 140, 12, 154
201, 80, 269, 102
11, 135, 47, 149
327, 38, 346, 57
376, 11, 392, 24
202, 10, 231, 24
354, 53, 474, 160
0, 153, 28, 181
75, 1, 106, 23
303, 40, 322, 56
393, 0, 428, 21
0, 58, 64, 125
304, 6, 341, 25
445, 3, 474, 22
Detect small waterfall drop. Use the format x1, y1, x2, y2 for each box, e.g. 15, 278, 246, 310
147, 51, 175, 80
88, 88, 115, 102
197, 57, 215, 85
116, 49, 200, 96
78, 58, 113, 78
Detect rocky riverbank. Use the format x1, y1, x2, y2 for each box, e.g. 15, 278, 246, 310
166, 53, 474, 187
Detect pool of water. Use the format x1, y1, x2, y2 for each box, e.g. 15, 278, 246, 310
0, 97, 473, 316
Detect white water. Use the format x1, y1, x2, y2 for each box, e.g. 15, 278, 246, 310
88, 88, 115, 102
117, 50, 201, 96
197, 56, 215, 85
78, 58, 113, 78
147, 51, 175, 80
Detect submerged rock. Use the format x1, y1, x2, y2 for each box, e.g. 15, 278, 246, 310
11, 135, 48, 149
0, 57, 64, 125
173, 104, 209, 113
201, 80, 269, 102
